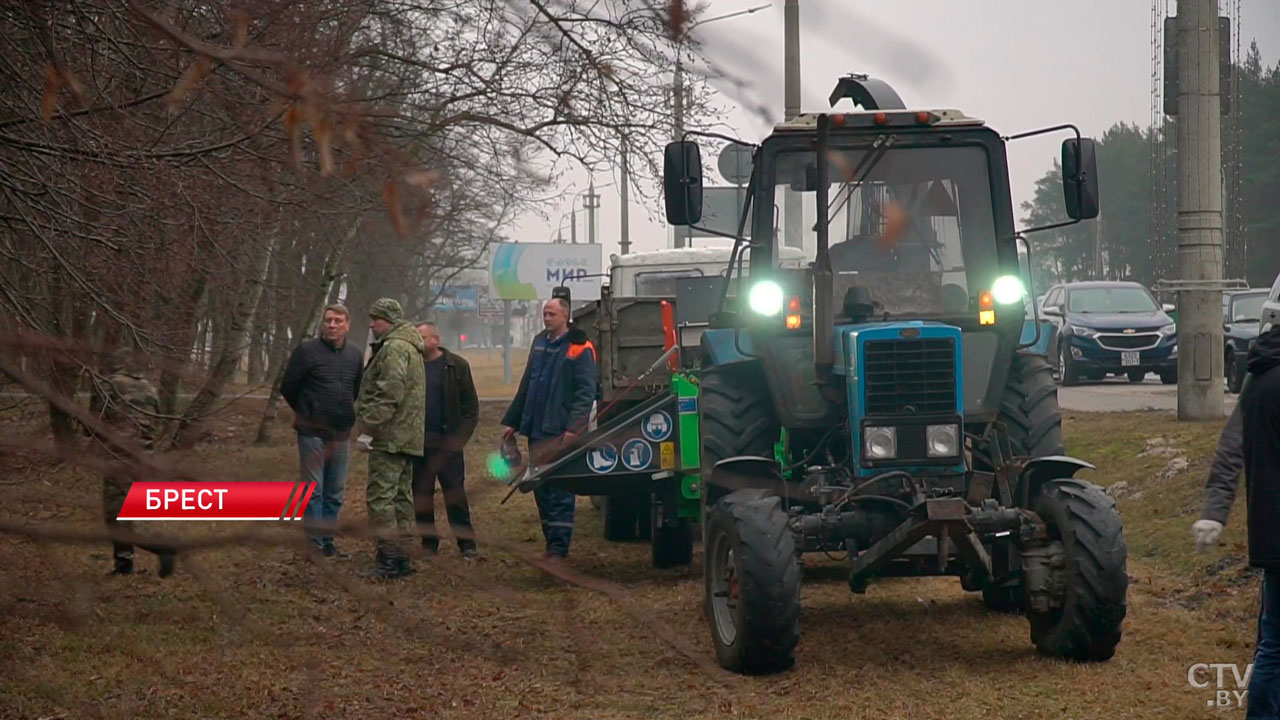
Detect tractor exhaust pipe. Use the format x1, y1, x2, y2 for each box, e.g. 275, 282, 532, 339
813, 114, 834, 378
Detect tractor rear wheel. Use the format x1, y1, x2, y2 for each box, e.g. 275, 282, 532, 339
1027, 479, 1127, 662
999, 351, 1066, 458
700, 363, 779, 502
704, 489, 800, 674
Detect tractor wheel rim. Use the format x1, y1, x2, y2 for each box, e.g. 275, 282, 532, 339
710, 535, 738, 645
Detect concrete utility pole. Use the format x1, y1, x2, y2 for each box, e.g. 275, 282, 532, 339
584, 180, 600, 245
620, 146, 631, 255
782, 0, 804, 251
1174, 0, 1225, 420
570, 208, 577, 245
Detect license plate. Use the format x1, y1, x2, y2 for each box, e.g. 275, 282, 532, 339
1121, 351, 1140, 367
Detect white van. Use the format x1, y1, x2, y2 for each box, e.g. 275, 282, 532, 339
607, 245, 809, 298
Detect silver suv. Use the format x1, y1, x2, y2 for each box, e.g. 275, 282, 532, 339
1261, 272, 1280, 335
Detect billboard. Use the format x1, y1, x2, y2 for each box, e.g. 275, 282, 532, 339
488, 242, 602, 301
430, 285, 478, 311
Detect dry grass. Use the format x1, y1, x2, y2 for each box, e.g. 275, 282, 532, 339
0, 400, 1259, 719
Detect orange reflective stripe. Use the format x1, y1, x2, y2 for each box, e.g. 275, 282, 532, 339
567, 341, 596, 361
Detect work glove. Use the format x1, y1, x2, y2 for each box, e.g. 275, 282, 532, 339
1193, 519, 1224, 553
356, 434, 373, 452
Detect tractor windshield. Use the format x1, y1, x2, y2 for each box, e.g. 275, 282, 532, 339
768, 144, 1001, 318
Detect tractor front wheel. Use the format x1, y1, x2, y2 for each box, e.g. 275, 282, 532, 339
1027, 479, 1128, 662
704, 489, 800, 674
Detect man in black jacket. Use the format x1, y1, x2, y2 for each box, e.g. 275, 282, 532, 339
280, 304, 364, 557
412, 321, 481, 558
1240, 327, 1280, 719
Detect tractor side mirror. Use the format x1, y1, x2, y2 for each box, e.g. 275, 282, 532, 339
1042, 306, 1063, 317
1062, 138, 1100, 220
663, 141, 704, 226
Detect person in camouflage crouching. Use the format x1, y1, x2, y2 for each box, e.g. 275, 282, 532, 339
90, 349, 176, 577
355, 298, 426, 580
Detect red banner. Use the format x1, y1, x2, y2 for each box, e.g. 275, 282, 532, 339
116, 481, 315, 521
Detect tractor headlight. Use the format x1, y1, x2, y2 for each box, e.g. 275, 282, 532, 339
992, 275, 1025, 305
926, 424, 960, 458
748, 280, 784, 316
864, 426, 897, 460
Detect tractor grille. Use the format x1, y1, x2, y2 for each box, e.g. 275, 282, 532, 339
863, 338, 957, 415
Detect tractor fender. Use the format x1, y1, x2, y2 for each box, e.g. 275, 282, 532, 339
1016, 455, 1097, 507
707, 456, 782, 505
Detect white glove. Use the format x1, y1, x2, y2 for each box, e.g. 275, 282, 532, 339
356, 434, 373, 451
1193, 519, 1224, 553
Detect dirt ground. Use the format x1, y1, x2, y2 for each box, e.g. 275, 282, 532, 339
0, 394, 1261, 719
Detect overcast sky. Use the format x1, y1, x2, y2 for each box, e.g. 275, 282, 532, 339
512, 0, 1280, 263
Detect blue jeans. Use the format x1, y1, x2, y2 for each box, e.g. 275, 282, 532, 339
297, 433, 350, 548
1250, 569, 1280, 719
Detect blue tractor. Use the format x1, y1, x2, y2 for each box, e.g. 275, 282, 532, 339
664, 76, 1127, 674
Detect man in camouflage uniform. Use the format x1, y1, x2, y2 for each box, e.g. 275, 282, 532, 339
355, 298, 426, 579
90, 349, 176, 577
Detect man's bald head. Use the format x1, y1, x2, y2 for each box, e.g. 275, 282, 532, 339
542, 298, 569, 335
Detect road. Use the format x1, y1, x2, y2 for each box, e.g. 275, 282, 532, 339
1057, 376, 1237, 415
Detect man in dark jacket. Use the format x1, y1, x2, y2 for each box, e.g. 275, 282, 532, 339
1194, 378, 1248, 552
1239, 327, 1280, 719
501, 298, 597, 559
413, 321, 480, 558
280, 304, 364, 557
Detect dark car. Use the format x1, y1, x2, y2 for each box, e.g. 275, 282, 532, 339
1041, 281, 1178, 386
1224, 289, 1267, 393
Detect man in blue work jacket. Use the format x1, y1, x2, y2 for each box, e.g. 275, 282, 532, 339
501, 297, 597, 560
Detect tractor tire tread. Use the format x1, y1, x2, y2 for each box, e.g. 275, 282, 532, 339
1000, 351, 1066, 458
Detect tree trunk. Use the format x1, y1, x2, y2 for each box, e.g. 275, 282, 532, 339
255, 218, 360, 445
171, 235, 276, 447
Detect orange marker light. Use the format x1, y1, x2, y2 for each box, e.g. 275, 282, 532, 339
786, 314, 802, 330
831, 114, 847, 127
915, 111, 931, 124
874, 112, 888, 125
978, 290, 994, 310
979, 310, 996, 326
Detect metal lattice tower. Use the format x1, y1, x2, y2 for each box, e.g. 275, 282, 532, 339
1224, 0, 1245, 279
1149, 0, 1172, 282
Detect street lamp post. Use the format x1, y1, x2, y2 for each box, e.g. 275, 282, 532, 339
672, 3, 771, 249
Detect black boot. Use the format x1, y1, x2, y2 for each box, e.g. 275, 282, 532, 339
396, 553, 415, 577
109, 557, 133, 576
365, 549, 401, 581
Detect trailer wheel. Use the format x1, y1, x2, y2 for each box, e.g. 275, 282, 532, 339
1000, 351, 1066, 458
704, 489, 800, 674
651, 516, 694, 569
602, 496, 639, 542
1027, 479, 1127, 662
